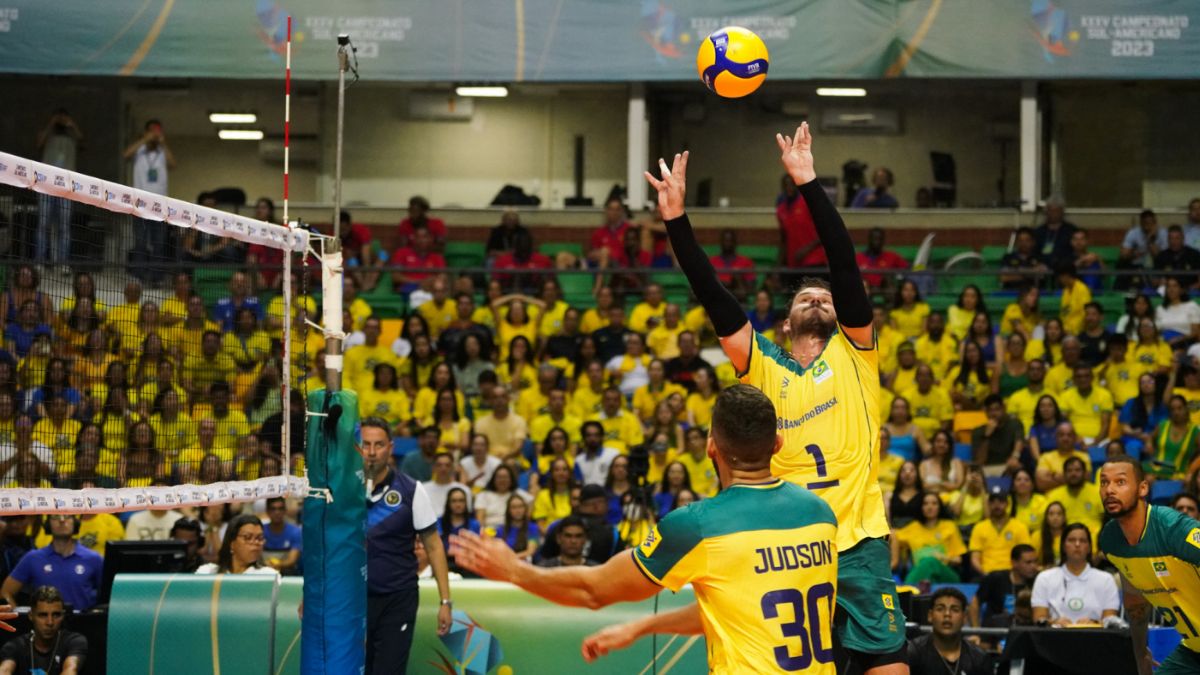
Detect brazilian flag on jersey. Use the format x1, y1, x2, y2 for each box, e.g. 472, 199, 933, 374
1101, 505, 1200, 655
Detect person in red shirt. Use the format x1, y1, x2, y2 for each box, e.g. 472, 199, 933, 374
775, 174, 827, 271
246, 197, 285, 291
493, 232, 553, 295
338, 209, 381, 291
855, 227, 909, 292
587, 198, 633, 267
390, 225, 446, 293
708, 228, 756, 301
396, 196, 447, 251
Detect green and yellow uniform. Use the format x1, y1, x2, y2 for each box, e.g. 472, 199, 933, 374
742, 330, 903, 654
1102, 505, 1200, 674
1176, 387, 1200, 425
1147, 421, 1200, 480
634, 480, 840, 674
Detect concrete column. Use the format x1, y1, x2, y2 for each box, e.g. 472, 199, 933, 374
626, 83, 649, 209
1020, 80, 1042, 212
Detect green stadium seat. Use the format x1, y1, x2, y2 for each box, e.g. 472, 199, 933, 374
539, 242, 583, 258
1091, 245, 1120, 265
701, 244, 720, 257
445, 241, 485, 269
980, 245, 1009, 265
929, 246, 973, 267
559, 273, 594, 298
890, 245, 921, 262
650, 270, 689, 293
740, 245, 778, 267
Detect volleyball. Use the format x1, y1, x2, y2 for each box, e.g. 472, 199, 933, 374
696, 26, 770, 98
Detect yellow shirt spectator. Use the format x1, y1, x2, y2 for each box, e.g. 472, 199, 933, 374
941, 489, 986, 528
632, 382, 686, 424
646, 322, 686, 360
417, 297, 457, 340
629, 301, 667, 334
895, 519, 967, 566
877, 325, 903, 376
530, 412, 583, 447
902, 385, 954, 438
34, 513, 125, 556
515, 387, 551, 424
538, 300, 570, 338
686, 391, 718, 430
1059, 278, 1091, 335
496, 321, 538, 361
1097, 357, 1138, 406
344, 342, 401, 393
569, 385, 605, 421
671, 449, 718, 498
162, 320, 219, 359
222, 330, 271, 371
33, 417, 80, 475
358, 387, 412, 428
1128, 340, 1173, 379
944, 366, 990, 409
151, 412, 196, 457
532, 488, 573, 526
968, 517, 1032, 574
1045, 482, 1104, 534
683, 305, 716, 346
1000, 302, 1042, 339
208, 410, 251, 453
915, 334, 959, 380
580, 306, 611, 335
1044, 362, 1077, 396
1013, 493, 1049, 535
890, 302, 931, 339
1007, 387, 1056, 433
412, 387, 467, 424
348, 296, 373, 332
1058, 386, 1114, 440
182, 352, 236, 400
1036, 449, 1092, 483
590, 409, 644, 453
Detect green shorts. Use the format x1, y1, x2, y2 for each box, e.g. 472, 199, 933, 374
1157, 644, 1200, 675
834, 537, 907, 655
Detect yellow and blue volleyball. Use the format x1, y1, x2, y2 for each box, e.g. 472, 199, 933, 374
696, 26, 769, 98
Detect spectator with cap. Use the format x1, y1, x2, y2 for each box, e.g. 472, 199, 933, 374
967, 484, 1032, 578
1031, 524, 1119, 626
908, 587, 992, 675
856, 226, 909, 292
970, 544, 1038, 628
536, 484, 619, 566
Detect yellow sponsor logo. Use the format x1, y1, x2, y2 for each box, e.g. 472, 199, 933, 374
1187, 528, 1200, 551
882, 594, 894, 610
639, 525, 662, 557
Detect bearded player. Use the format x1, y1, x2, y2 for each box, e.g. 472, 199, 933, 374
586, 123, 906, 674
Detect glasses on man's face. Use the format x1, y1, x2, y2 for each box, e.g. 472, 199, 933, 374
237, 534, 266, 544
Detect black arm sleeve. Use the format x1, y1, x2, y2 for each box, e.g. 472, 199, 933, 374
663, 214, 748, 338
797, 179, 873, 328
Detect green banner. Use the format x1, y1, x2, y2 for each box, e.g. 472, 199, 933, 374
0, 1, 1196, 81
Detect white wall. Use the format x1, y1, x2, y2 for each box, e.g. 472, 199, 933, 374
316, 85, 629, 209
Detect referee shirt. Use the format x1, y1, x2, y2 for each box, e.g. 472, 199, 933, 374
367, 469, 437, 595
1030, 563, 1120, 623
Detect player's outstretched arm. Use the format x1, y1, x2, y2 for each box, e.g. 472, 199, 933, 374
646, 153, 753, 372
450, 531, 659, 609
777, 122, 873, 345
581, 603, 704, 663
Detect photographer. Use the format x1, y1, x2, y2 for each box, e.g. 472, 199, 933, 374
35, 109, 83, 274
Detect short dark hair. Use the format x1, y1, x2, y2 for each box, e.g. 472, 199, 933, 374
31, 585, 64, 610
1055, 260, 1077, 277
1169, 224, 1184, 235
710, 385, 777, 470
1063, 456, 1086, 473
984, 394, 1004, 409
1011, 543, 1036, 561
1170, 492, 1198, 510
1016, 226, 1036, 238
266, 497, 287, 510
557, 514, 587, 536
477, 370, 498, 386
929, 586, 967, 610
1084, 301, 1102, 314
361, 416, 392, 440
409, 195, 430, 211
170, 517, 203, 540
1060, 523, 1093, 565
796, 277, 831, 294
1103, 454, 1145, 482
581, 420, 604, 437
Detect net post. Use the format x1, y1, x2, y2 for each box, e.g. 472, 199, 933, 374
326, 35, 351, 393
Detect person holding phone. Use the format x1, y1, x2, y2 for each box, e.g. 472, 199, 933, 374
123, 119, 177, 285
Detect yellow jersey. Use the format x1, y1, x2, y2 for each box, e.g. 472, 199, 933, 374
32, 418, 80, 475
1176, 387, 1200, 425
968, 517, 1032, 574
631, 382, 686, 424
1129, 341, 1173, 380
343, 342, 401, 393
634, 480, 838, 674
901, 385, 955, 439
671, 449, 719, 498
1000, 303, 1041, 339
914, 334, 959, 381
895, 519, 967, 566
1060, 279, 1091, 335
646, 322, 686, 360
1006, 387, 1055, 434
416, 298, 457, 340
1098, 358, 1138, 405
1013, 493, 1049, 535
742, 329, 890, 551
1057, 386, 1114, 440
1044, 363, 1076, 396
686, 391, 717, 430
1045, 483, 1104, 534
629, 301, 666, 334
1036, 449, 1092, 480
1102, 505, 1200, 654
890, 303, 930, 339
357, 388, 412, 427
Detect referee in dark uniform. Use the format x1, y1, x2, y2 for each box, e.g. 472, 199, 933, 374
361, 416, 453, 674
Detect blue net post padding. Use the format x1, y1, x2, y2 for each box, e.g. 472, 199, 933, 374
301, 389, 366, 674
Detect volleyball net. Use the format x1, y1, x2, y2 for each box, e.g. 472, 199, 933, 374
0, 150, 322, 514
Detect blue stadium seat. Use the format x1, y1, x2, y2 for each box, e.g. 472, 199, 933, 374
1150, 479, 1184, 505
392, 436, 418, 458
1087, 445, 1109, 479
985, 476, 1011, 494
929, 582, 979, 600
953, 443, 973, 463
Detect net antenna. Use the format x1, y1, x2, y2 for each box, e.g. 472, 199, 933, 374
0, 152, 310, 515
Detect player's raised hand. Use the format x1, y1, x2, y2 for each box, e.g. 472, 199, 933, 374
448, 530, 521, 582
581, 622, 640, 662
777, 121, 816, 185
644, 151, 688, 221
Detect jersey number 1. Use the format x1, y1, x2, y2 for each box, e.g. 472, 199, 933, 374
760, 582, 836, 670
804, 444, 840, 490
